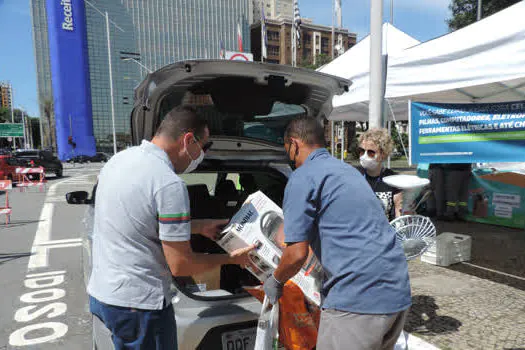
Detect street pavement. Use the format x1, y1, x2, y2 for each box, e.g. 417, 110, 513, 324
3, 162, 525, 349
406, 220, 525, 350
1, 164, 101, 349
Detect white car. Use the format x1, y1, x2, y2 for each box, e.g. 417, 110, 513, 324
67, 60, 350, 350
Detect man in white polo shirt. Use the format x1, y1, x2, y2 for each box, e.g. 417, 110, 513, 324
87, 106, 252, 349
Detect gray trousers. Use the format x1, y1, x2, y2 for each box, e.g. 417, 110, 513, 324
316, 309, 409, 350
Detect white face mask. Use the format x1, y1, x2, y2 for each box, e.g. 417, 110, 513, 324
360, 154, 381, 171
182, 139, 205, 174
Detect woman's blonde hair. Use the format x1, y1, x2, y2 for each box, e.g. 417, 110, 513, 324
358, 128, 394, 156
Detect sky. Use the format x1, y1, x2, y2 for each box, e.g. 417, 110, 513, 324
0, 0, 451, 119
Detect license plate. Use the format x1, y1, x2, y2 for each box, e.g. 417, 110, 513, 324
221, 327, 256, 350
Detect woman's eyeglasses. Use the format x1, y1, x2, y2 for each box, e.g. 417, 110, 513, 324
358, 147, 377, 158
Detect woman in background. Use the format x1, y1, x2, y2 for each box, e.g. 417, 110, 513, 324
356, 128, 403, 221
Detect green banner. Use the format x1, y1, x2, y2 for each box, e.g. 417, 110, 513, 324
0, 123, 24, 137
419, 130, 525, 144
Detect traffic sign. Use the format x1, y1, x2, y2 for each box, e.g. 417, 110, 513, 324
225, 51, 254, 61
0, 124, 24, 137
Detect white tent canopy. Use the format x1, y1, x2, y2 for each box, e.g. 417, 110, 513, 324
319, 24, 420, 122
319, 23, 420, 80
328, 1, 525, 121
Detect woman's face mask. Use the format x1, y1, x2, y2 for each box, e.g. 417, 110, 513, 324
359, 153, 381, 171
358, 141, 383, 171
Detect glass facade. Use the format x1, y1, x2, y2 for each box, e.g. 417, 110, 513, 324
30, 0, 252, 153
29, 0, 54, 148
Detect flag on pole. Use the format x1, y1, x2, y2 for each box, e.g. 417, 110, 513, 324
219, 39, 225, 59
335, 0, 342, 28
261, 5, 268, 60
237, 22, 243, 52
293, 0, 302, 48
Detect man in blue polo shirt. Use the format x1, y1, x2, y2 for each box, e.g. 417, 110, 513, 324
263, 116, 411, 350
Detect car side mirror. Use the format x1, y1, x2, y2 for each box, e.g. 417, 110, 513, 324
65, 191, 92, 205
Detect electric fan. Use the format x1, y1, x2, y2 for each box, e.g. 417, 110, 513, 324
390, 215, 436, 260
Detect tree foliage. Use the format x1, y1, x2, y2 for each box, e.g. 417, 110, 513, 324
0, 107, 10, 123
300, 54, 332, 70
447, 0, 520, 31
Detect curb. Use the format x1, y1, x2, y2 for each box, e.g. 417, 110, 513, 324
407, 334, 441, 350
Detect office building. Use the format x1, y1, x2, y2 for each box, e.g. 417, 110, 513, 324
251, 16, 357, 65
30, 0, 252, 159
0, 82, 12, 110
254, 0, 293, 19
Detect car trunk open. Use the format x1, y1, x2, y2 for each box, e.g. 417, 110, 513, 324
130, 60, 350, 147
129, 60, 350, 301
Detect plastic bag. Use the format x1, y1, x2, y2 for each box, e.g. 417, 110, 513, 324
247, 284, 320, 350
254, 296, 280, 350
394, 330, 409, 350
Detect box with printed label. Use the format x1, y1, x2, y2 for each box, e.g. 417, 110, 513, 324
217, 191, 323, 306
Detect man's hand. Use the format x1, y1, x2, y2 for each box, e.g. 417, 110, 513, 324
263, 274, 284, 305
228, 245, 256, 268
192, 219, 229, 240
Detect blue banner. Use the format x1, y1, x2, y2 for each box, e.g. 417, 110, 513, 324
410, 101, 525, 164
46, 0, 96, 160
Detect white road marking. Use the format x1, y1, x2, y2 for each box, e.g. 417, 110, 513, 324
9, 322, 68, 346
28, 174, 94, 270
20, 288, 66, 303
8, 171, 99, 347
461, 262, 525, 282
28, 202, 54, 270
26, 270, 66, 278
39, 238, 82, 246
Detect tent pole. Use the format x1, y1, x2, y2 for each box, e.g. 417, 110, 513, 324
477, 0, 482, 21
341, 121, 345, 161
387, 119, 391, 169
369, 0, 384, 129
386, 100, 409, 167
331, 120, 335, 156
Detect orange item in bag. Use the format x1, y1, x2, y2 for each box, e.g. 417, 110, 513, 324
246, 283, 320, 350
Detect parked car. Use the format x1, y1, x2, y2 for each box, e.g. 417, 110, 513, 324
68, 155, 92, 164
13, 149, 63, 178
69, 152, 110, 164
0, 155, 30, 182
67, 60, 350, 350
89, 152, 109, 163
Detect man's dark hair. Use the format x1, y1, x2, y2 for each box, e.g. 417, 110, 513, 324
284, 116, 325, 146
155, 106, 207, 140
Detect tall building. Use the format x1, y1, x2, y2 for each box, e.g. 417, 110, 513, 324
30, 0, 252, 159
254, 0, 293, 20
251, 17, 356, 65
0, 82, 12, 110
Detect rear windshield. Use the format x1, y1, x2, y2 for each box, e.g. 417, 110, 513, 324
161, 91, 306, 145
15, 151, 39, 158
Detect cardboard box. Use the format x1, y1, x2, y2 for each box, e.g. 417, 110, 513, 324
192, 265, 221, 291
217, 191, 323, 306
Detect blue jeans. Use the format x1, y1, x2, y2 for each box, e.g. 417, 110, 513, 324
89, 296, 177, 350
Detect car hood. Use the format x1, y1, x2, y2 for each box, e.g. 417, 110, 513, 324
130, 60, 351, 145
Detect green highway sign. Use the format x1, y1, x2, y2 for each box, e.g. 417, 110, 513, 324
0, 123, 24, 137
